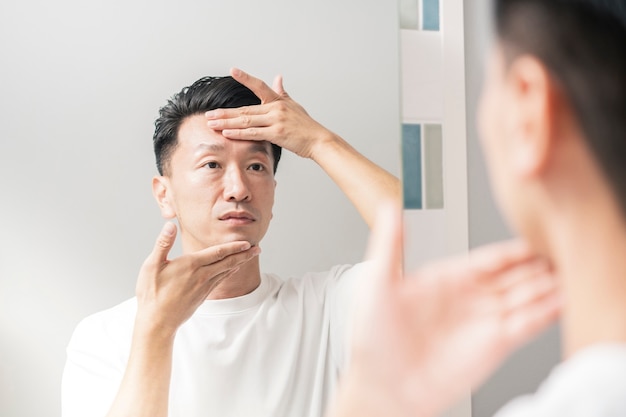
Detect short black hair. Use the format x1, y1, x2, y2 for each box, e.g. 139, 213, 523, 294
494, 0, 626, 213
153, 76, 282, 175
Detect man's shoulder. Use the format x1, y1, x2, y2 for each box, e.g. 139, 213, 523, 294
494, 344, 626, 417
267, 263, 353, 287
68, 297, 137, 350
78, 297, 137, 327
265, 262, 369, 301
278, 262, 368, 283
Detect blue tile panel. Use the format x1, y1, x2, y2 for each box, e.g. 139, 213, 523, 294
402, 123, 422, 209
423, 0, 440, 31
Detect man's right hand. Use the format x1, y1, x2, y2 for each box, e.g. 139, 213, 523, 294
104, 222, 260, 417
134, 222, 261, 336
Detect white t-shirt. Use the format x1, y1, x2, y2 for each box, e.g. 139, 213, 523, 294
495, 344, 626, 417
62, 264, 366, 417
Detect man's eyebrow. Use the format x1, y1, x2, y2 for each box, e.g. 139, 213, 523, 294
195, 142, 225, 153
247, 142, 271, 156
194, 141, 270, 157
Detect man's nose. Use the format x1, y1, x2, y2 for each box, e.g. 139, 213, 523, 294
223, 167, 251, 202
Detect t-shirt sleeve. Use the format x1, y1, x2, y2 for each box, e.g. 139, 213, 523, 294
493, 345, 626, 417
62, 306, 132, 417
326, 262, 372, 375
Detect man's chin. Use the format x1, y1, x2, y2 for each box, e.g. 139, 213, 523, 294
204, 233, 259, 248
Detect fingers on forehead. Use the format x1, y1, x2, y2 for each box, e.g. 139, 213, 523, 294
206, 106, 265, 121
237, 105, 268, 116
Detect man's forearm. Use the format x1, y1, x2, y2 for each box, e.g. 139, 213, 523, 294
326, 371, 437, 417
105, 320, 175, 417
310, 132, 401, 229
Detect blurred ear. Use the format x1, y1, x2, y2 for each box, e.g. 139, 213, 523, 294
505, 55, 557, 179
152, 176, 176, 219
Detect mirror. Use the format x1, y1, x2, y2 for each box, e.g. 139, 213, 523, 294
0, 0, 400, 415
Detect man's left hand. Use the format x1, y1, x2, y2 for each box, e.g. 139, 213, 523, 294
205, 68, 334, 160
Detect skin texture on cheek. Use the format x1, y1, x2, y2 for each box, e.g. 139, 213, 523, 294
176, 177, 275, 251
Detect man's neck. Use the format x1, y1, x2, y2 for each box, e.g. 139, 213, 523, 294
205, 256, 262, 300
548, 200, 626, 358
179, 235, 263, 300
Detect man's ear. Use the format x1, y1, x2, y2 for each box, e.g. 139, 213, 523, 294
152, 176, 176, 219
506, 55, 557, 179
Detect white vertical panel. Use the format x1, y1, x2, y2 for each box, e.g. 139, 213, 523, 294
440, 0, 471, 415
400, 30, 444, 122
441, 0, 469, 257
400, 0, 470, 414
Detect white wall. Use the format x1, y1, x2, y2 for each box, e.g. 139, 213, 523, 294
0, 1, 400, 415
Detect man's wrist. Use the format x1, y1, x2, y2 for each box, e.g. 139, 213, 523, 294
329, 367, 439, 417
133, 310, 178, 345
309, 130, 346, 163
329, 372, 403, 417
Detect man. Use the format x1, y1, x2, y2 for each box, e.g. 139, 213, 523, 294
328, 0, 626, 416
62, 70, 400, 417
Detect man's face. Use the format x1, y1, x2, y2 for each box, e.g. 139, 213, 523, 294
156, 114, 276, 252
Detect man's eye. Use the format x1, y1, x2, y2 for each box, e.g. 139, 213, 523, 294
205, 161, 219, 169
249, 163, 264, 171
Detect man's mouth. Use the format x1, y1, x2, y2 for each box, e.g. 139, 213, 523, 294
219, 211, 256, 224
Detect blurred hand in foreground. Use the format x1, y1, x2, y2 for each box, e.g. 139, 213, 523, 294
328, 203, 560, 417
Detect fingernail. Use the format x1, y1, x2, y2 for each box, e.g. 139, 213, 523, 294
232, 68, 242, 76
163, 222, 176, 236
240, 242, 252, 251
251, 246, 262, 256
207, 120, 218, 128
205, 110, 215, 118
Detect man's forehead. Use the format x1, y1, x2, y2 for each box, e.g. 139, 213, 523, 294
177, 114, 272, 156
